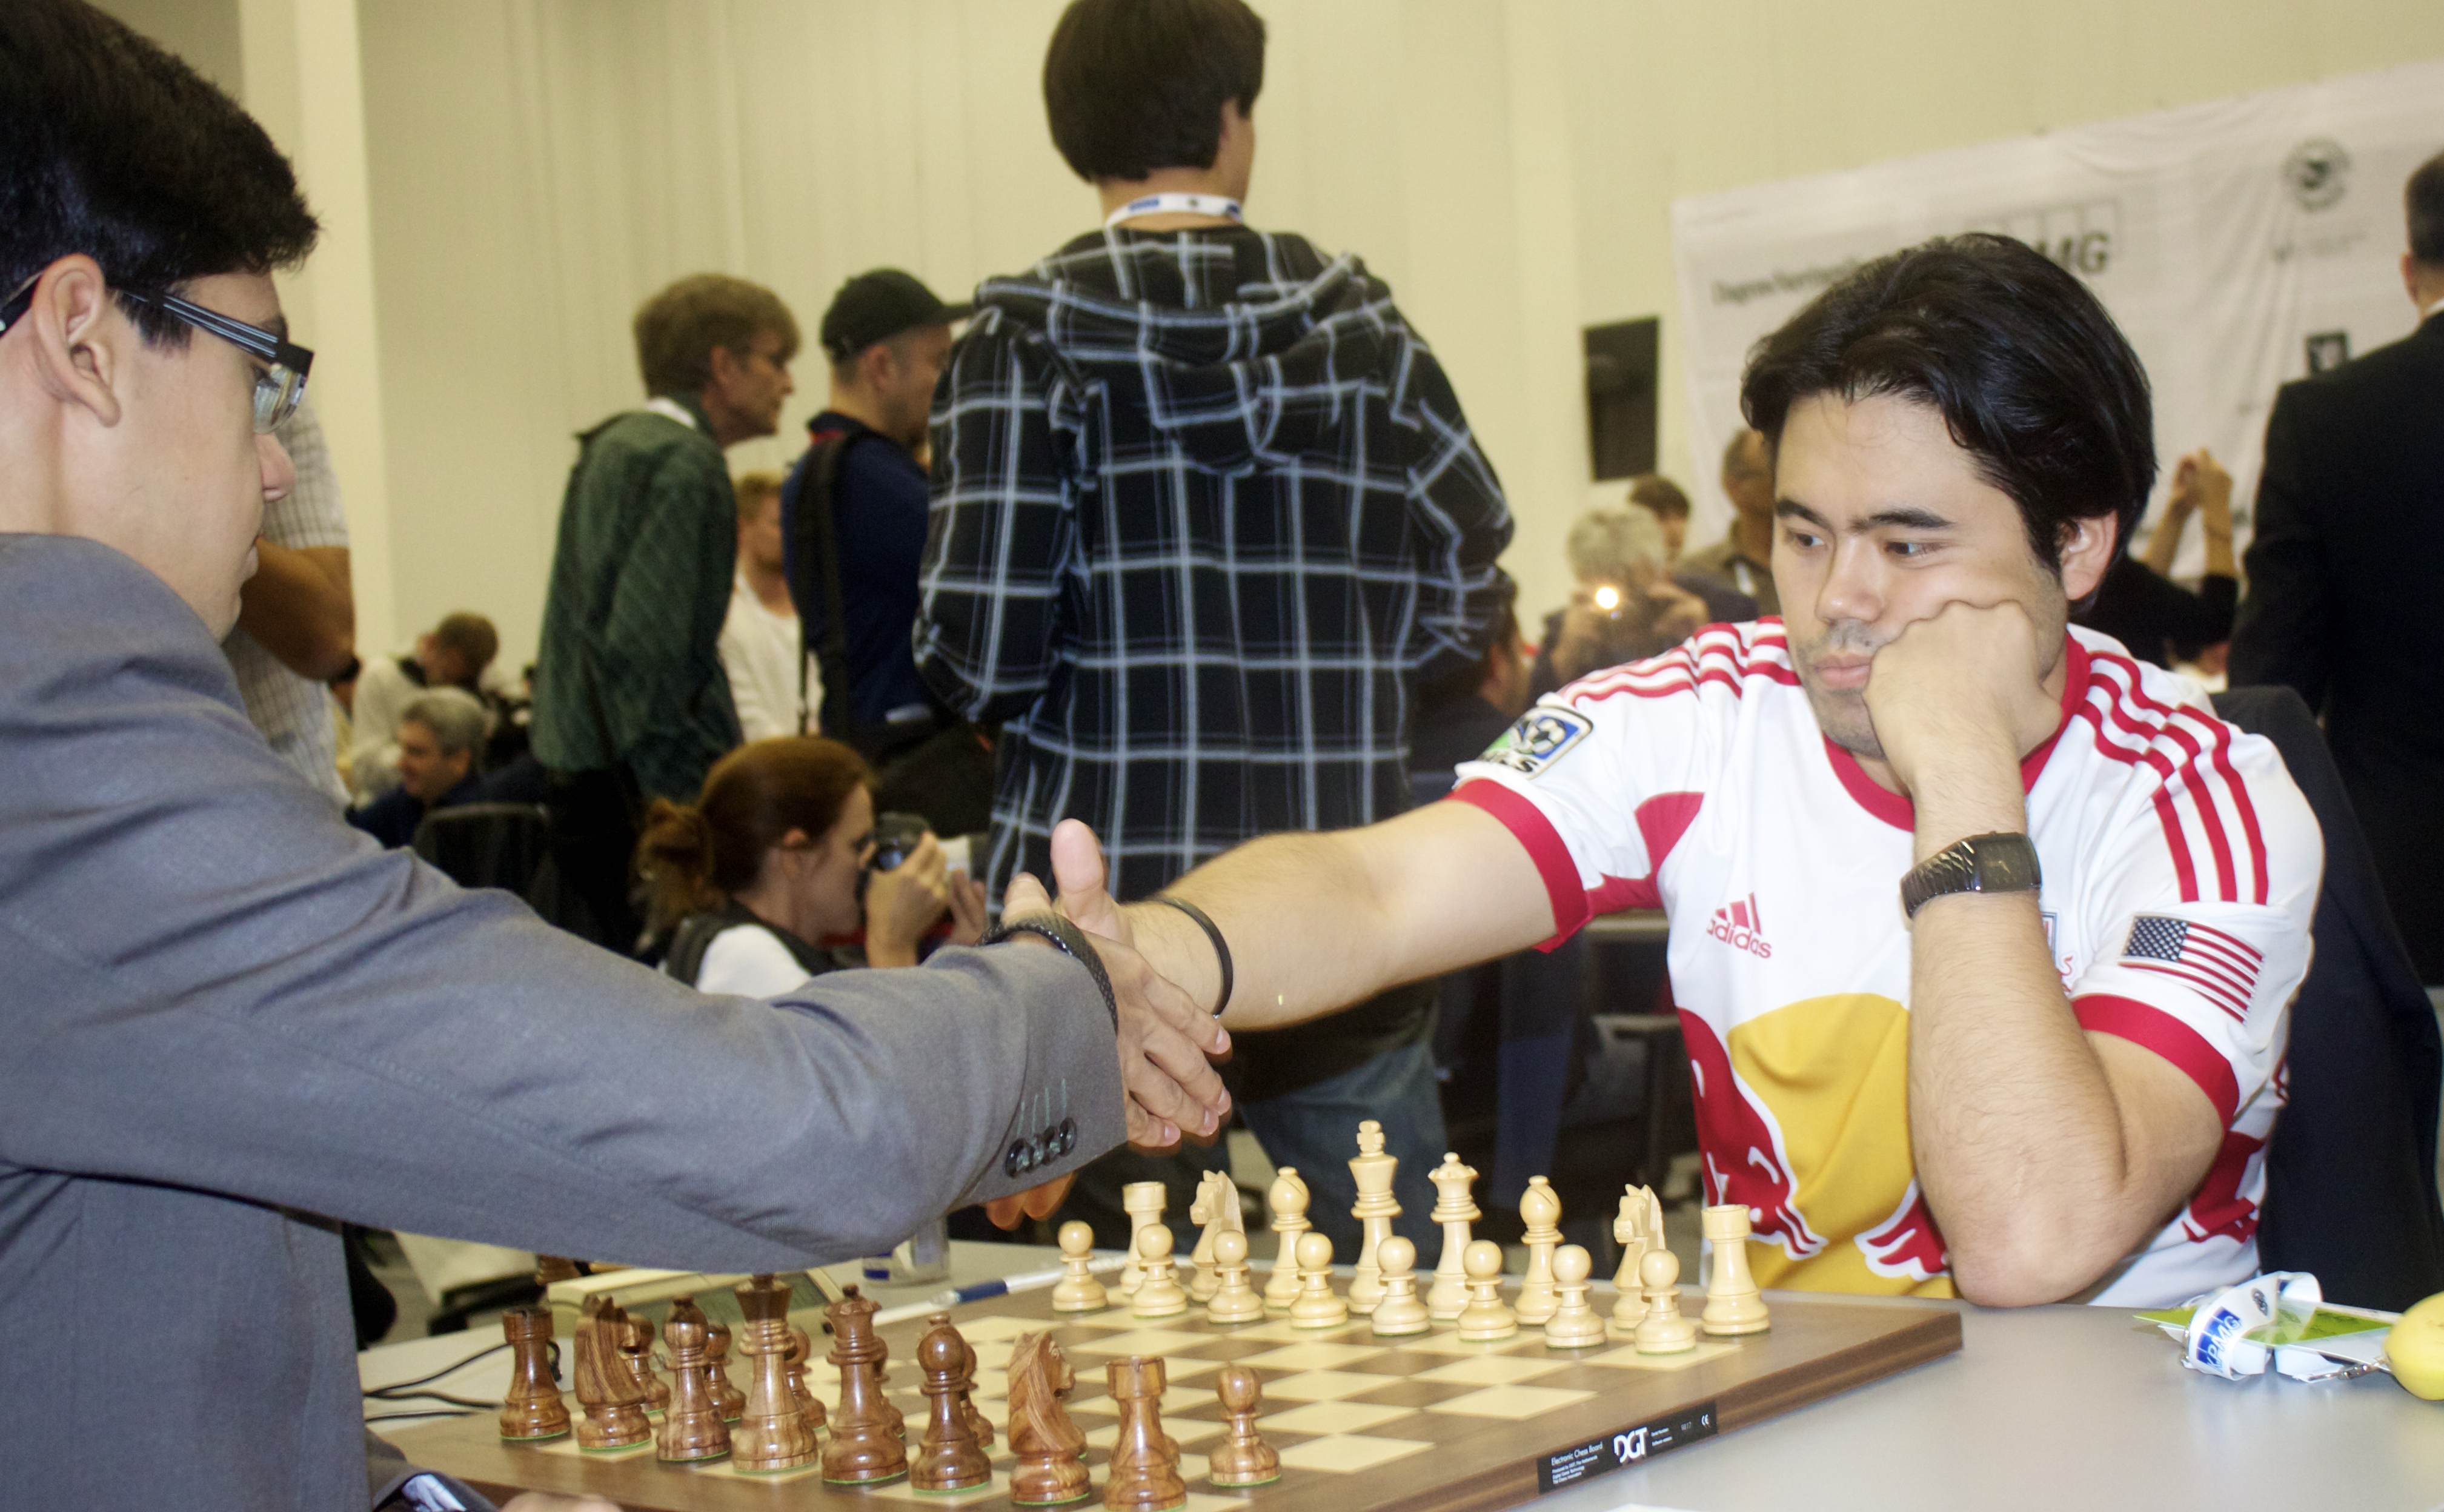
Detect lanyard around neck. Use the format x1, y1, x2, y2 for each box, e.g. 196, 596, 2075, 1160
1104, 192, 1244, 229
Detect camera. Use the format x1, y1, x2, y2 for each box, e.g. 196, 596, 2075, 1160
868, 811, 931, 874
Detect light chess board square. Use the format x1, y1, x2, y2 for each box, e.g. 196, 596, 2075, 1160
1412, 1354, 1569, 1385
971, 1338, 1015, 1371
954, 1314, 1068, 1343
1066, 1385, 1210, 1416
1221, 1318, 1373, 1344
1235, 1342, 1386, 1371
1064, 1327, 1217, 1356
1424, 1384, 1596, 1419
866, 1469, 1005, 1504
1386, 1330, 1544, 1356
696, 1457, 823, 1483
539, 1439, 655, 1462
1257, 1399, 1421, 1436
1183, 1493, 1254, 1512
1258, 1369, 1404, 1403
1581, 1340, 1738, 1371
1080, 1418, 1226, 1451
1272, 1434, 1435, 1473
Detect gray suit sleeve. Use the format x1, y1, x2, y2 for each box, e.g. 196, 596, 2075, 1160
0, 539, 1123, 1270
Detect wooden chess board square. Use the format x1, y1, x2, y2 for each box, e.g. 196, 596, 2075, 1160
1080, 1418, 1226, 1451
1421, 1384, 1595, 1420
957, 1314, 1069, 1342
539, 1438, 655, 1461
1221, 1318, 1373, 1344
1410, 1354, 1569, 1385
866, 1469, 1005, 1504
1579, 1340, 1738, 1371
1065, 1327, 1217, 1356
1257, 1400, 1421, 1436
971, 1339, 1016, 1370
1272, 1434, 1435, 1473
1235, 1342, 1387, 1371
1066, 1384, 1210, 1416
1257, 1370, 1407, 1403
696, 1457, 823, 1483
1377, 1330, 1538, 1356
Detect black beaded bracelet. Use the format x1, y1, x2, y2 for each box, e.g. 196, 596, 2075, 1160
985, 913, 1118, 1031
1151, 895, 1232, 1018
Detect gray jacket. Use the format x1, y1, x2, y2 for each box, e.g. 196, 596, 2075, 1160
0, 535, 1123, 1510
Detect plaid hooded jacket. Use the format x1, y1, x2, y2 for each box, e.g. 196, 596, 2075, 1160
916, 227, 1513, 907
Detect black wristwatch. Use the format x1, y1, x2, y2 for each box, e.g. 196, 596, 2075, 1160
985, 913, 1118, 1030
1899, 832, 2042, 920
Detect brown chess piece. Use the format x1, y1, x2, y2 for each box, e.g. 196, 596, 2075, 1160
614, 1309, 669, 1414
822, 1285, 909, 1482
960, 1338, 995, 1448
912, 1315, 992, 1491
572, 1298, 651, 1451
705, 1319, 748, 1422
732, 1275, 819, 1473
534, 1255, 583, 1285
784, 1324, 827, 1434
1007, 1331, 1091, 1506
497, 1305, 570, 1441
1204, 1363, 1280, 1487
657, 1298, 731, 1462
1102, 1356, 1187, 1512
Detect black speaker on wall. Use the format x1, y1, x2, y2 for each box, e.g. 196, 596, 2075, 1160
1584, 317, 1658, 482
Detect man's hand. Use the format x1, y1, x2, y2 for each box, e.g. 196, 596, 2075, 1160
983, 1174, 1076, 1230
1000, 870, 1230, 1150
1863, 599, 2058, 808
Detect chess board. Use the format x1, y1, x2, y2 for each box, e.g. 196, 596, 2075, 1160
387, 1283, 1960, 1512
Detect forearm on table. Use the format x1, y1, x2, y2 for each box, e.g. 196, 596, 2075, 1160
236, 540, 354, 678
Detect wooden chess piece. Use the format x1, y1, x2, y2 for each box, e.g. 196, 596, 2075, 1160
1455, 1238, 1518, 1341
961, 1338, 995, 1448
497, 1305, 571, 1441
1103, 1356, 1188, 1512
614, 1310, 669, 1415
657, 1298, 732, 1462
572, 1298, 651, 1450
1514, 1175, 1562, 1325
1007, 1331, 1092, 1505
1264, 1166, 1311, 1311
732, 1276, 819, 1473
1053, 1218, 1109, 1311
1632, 1248, 1699, 1354
912, 1315, 992, 1491
1120, 1180, 1167, 1296
1289, 1229, 1349, 1328
1368, 1235, 1431, 1338
1205, 1362, 1281, 1487
1426, 1152, 1479, 1321
1541, 1244, 1607, 1349
1610, 1184, 1663, 1337
823, 1285, 910, 1482
535, 1255, 584, 1286
1131, 1224, 1190, 1318
1346, 1119, 1400, 1314
1204, 1227, 1267, 1324
1188, 1170, 1242, 1303
784, 1324, 827, 1434
705, 1319, 747, 1422
1701, 1203, 1772, 1335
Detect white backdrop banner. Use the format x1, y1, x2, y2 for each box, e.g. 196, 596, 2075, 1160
1672, 58, 2444, 572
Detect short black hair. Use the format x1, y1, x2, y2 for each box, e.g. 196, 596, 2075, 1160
0, 0, 318, 346
2409, 148, 2444, 267
1043, 0, 1266, 182
1739, 233, 2155, 573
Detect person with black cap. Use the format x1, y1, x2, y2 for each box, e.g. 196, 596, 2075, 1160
781, 268, 989, 833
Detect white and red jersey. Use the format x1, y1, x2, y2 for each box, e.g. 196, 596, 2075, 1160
1452, 621, 2320, 1307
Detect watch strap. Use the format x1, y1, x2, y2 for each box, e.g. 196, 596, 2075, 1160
1900, 832, 2042, 920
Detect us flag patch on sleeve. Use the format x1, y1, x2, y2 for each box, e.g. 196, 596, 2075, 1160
2121, 916, 2263, 1023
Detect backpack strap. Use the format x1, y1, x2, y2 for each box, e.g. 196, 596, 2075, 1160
789, 431, 858, 739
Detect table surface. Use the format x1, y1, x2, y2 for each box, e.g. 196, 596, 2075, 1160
360, 1245, 2444, 1512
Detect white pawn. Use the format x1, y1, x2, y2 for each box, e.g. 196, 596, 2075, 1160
1455, 1238, 1517, 1342
1609, 1184, 1662, 1336
1541, 1245, 1606, 1349
1368, 1236, 1430, 1338
1120, 1180, 1166, 1296
1205, 1227, 1266, 1325
1426, 1153, 1479, 1321
1700, 1204, 1770, 1336
1288, 1230, 1349, 1329
1632, 1248, 1698, 1354
1131, 1224, 1189, 1318
1514, 1176, 1562, 1325
1052, 1219, 1108, 1313
1264, 1167, 1311, 1311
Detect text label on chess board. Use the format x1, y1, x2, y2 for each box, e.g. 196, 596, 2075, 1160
1534, 1401, 1718, 1493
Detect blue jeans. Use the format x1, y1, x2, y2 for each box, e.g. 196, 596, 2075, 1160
1238, 1038, 1447, 1256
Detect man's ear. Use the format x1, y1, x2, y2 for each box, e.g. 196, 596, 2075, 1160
25, 257, 127, 428
2056, 512, 2118, 603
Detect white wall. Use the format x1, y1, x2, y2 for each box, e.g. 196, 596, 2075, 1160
342, 0, 2444, 665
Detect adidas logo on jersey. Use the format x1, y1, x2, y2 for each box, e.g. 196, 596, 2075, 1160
1708, 893, 1772, 958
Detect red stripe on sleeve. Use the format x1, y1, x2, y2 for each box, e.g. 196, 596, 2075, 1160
1449, 779, 1595, 948
2073, 993, 2241, 1126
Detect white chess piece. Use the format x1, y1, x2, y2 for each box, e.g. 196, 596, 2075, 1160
1541, 1244, 1606, 1349
1120, 1180, 1166, 1297
1052, 1219, 1108, 1313
1264, 1167, 1311, 1311
1426, 1153, 1479, 1321
1346, 1120, 1400, 1315
1514, 1176, 1562, 1325
1131, 1224, 1189, 1318
1609, 1184, 1662, 1336
1699, 1204, 1770, 1336
1188, 1170, 1240, 1304
1455, 1238, 1517, 1341
1632, 1248, 1698, 1354
1368, 1236, 1430, 1338
1205, 1227, 1266, 1325
1288, 1230, 1349, 1329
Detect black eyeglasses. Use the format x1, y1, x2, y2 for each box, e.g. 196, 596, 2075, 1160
0, 275, 313, 434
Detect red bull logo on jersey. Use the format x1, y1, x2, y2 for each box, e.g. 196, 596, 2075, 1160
1707, 894, 1772, 958
1679, 1009, 1822, 1258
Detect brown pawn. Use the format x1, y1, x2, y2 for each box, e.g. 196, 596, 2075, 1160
1007, 1331, 1091, 1505
497, 1306, 570, 1441
704, 1319, 748, 1422
571, 1298, 651, 1451
784, 1324, 827, 1433
1204, 1363, 1280, 1487
961, 1338, 995, 1448
822, 1285, 909, 1482
912, 1315, 992, 1490
1102, 1356, 1187, 1512
657, 1298, 731, 1462
732, 1276, 819, 1473
614, 1310, 669, 1414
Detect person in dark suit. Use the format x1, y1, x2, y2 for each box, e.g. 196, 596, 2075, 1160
2230, 147, 2444, 982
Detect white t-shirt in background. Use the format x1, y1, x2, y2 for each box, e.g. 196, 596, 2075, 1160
721, 574, 821, 743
